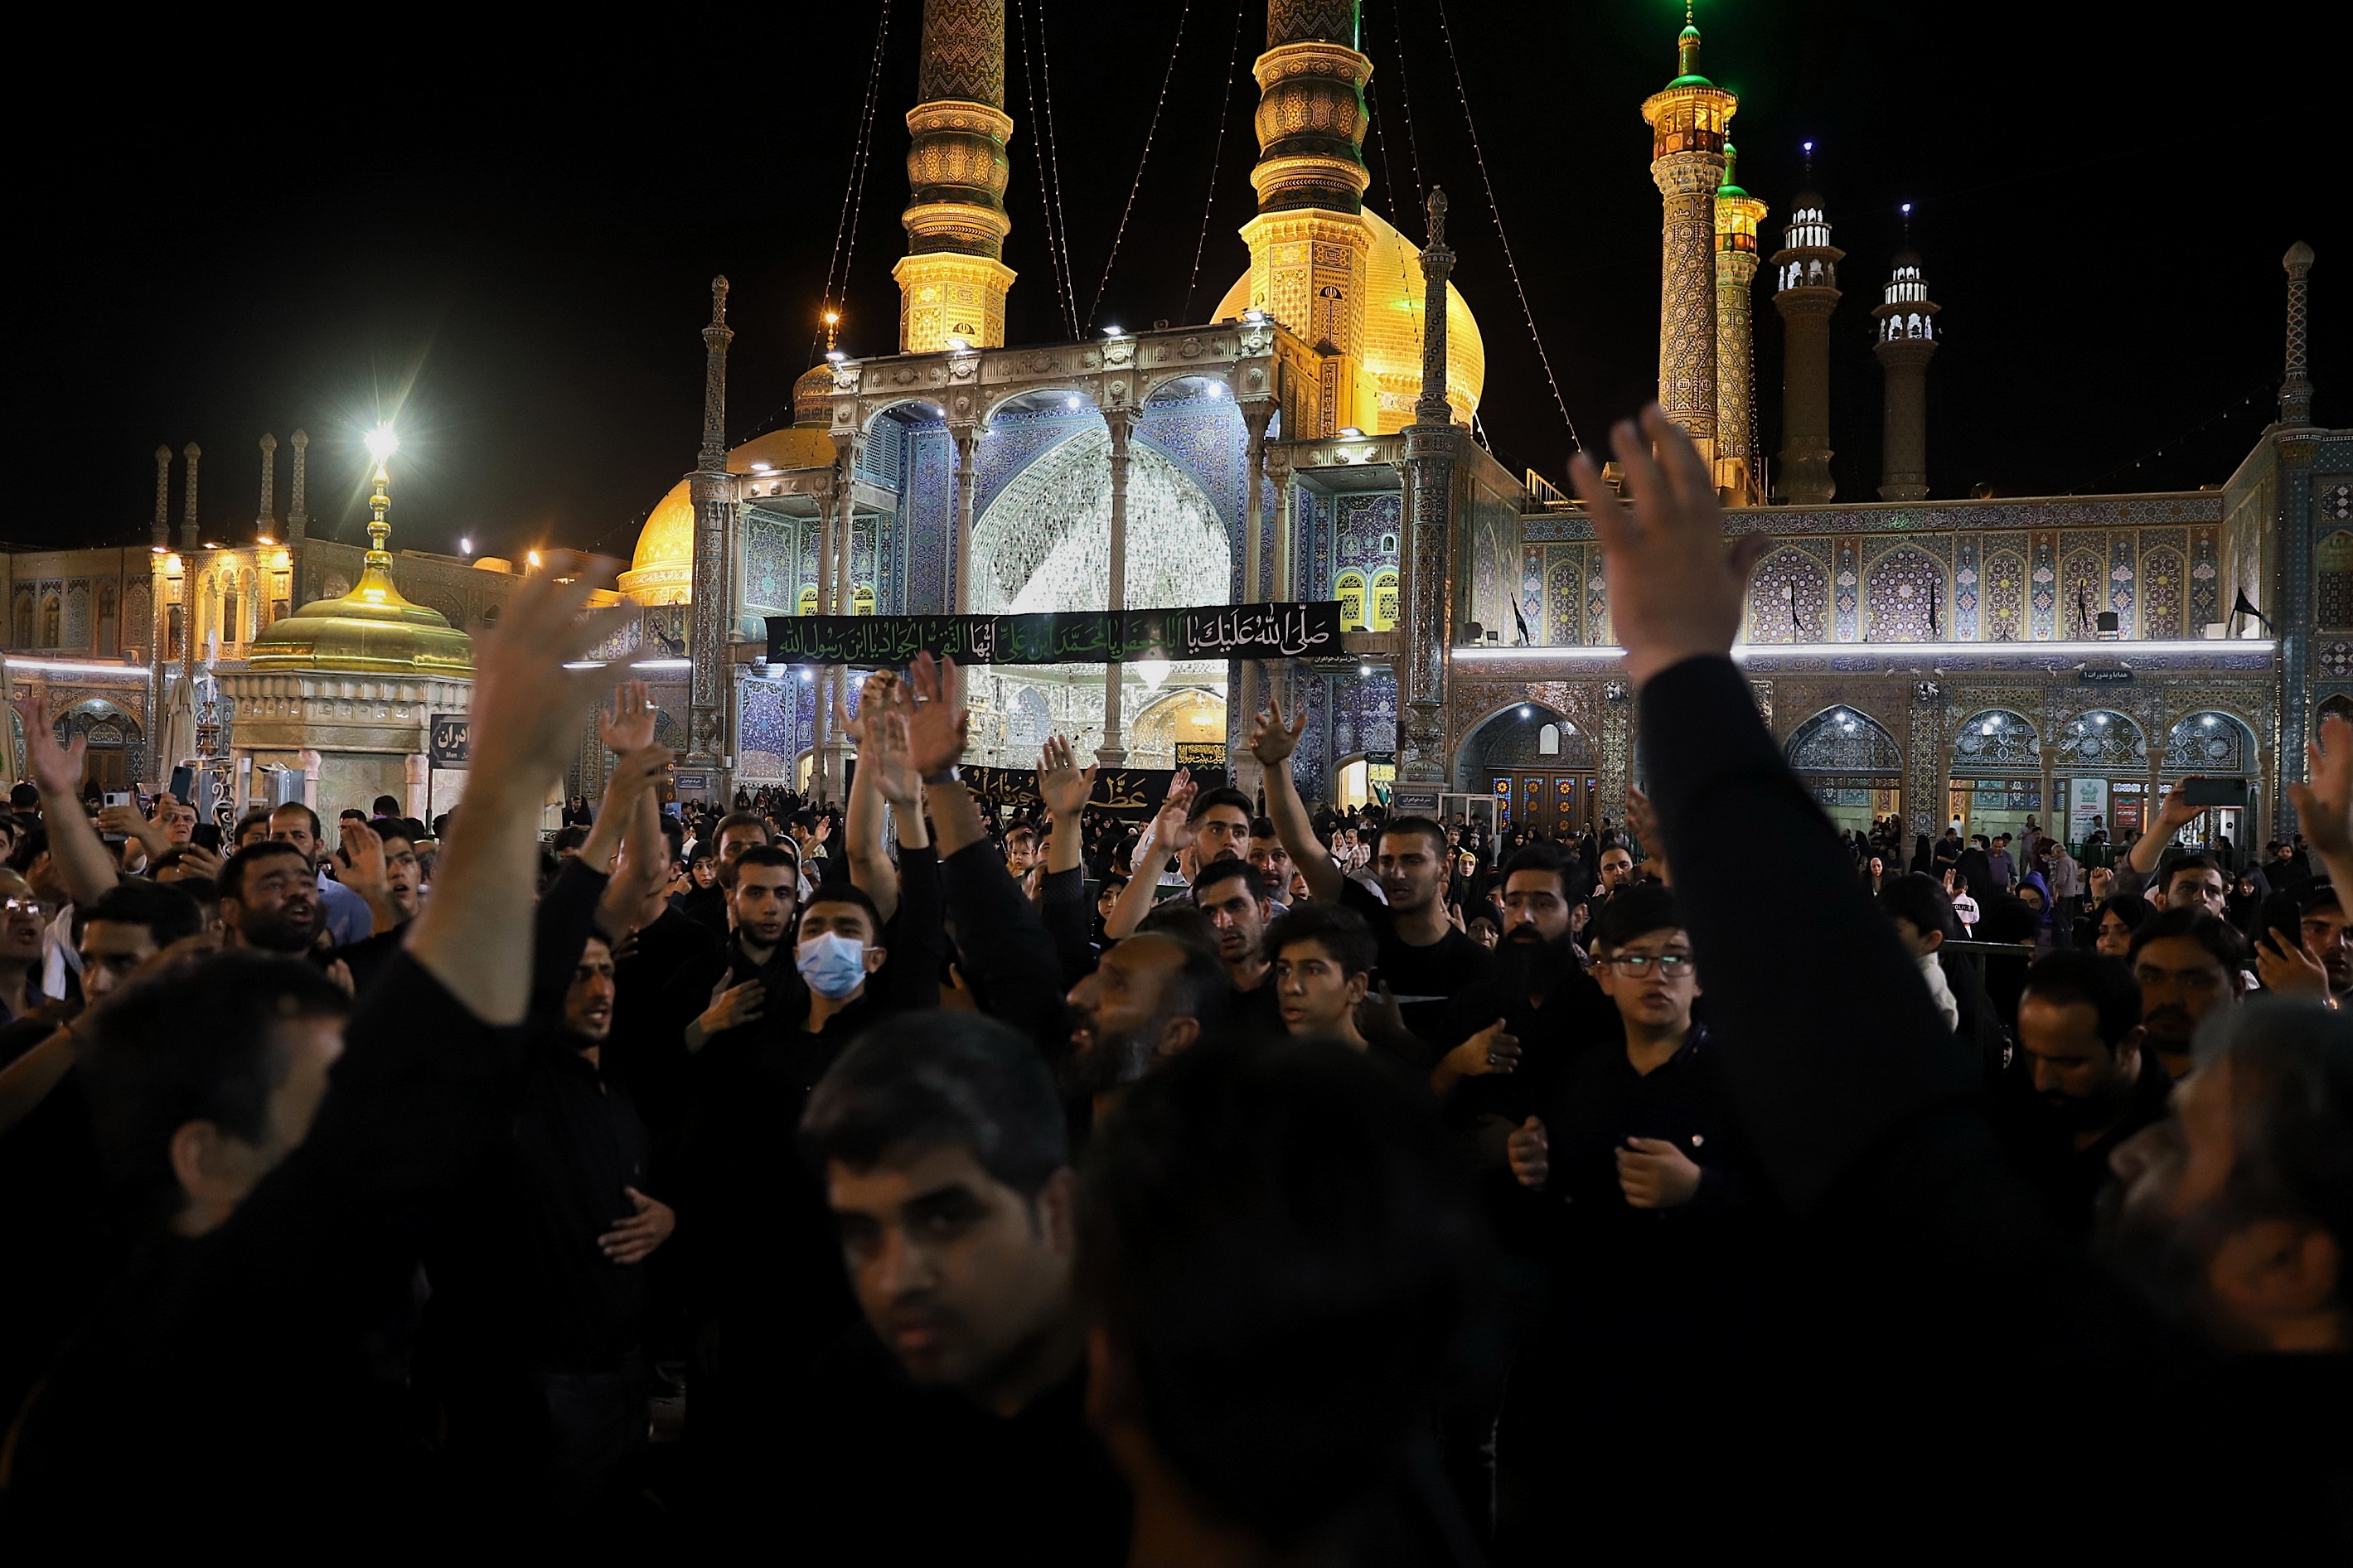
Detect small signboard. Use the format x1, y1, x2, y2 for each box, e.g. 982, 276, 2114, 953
1389, 785, 1441, 815
2077, 667, 2134, 685
2067, 777, 2110, 842
428, 714, 471, 766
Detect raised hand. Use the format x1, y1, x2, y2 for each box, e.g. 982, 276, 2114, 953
339, 820, 391, 902
904, 652, 971, 777
1037, 735, 1097, 820
2255, 927, 2331, 999
12, 693, 85, 799
2289, 712, 2353, 861
467, 556, 632, 787
1153, 768, 1199, 856
2152, 779, 2205, 840
1568, 404, 1769, 687
1248, 689, 1305, 767
598, 677, 658, 757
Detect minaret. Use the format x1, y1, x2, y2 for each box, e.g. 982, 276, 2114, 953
181, 442, 202, 549
1400, 187, 1459, 790
1871, 215, 1940, 501
286, 428, 310, 544
1712, 143, 1766, 505
686, 278, 736, 799
1237, 0, 1375, 436
1771, 152, 1843, 503
255, 433, 278, 542
2282, 241, 2316, 426
894, 0, 1016, 353
151, 446, 172, 549
1640, 12, 1737, 465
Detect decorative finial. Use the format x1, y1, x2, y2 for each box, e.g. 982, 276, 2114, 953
361, 426, 399, 569
709, 275, 729, 327
1803, 140, 1814, 182
822, 307, 841, 355
1425, 186, 1448, 249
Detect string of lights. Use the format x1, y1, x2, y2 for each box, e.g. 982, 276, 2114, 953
1385, 0, 1426, 207
1181, 0, 1244, 325
1436, 0, 1581, 454
1086, 2, 1191, 333
1016, 0, 1081, 340
810, 1, 893, 367
2065, 379, 2274, 495
1033, 0, 1085, 340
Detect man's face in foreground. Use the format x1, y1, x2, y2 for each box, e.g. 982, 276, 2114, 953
829, 1142, 1072, 1395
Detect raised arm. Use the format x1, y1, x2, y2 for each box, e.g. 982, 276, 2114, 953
1249, 692, 1340, 902
14, 694, 121, 907
840, 674, 905, 922
404, 567, 629, 1024
1105, 774, 1189, 941
595, 743, 672, 944
2124, 780, 2205, 885
2290, 713, 2353, 899
906, 652, 990, 859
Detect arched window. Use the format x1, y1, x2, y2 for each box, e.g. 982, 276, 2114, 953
1370, 569, 1399, 631
2318, 530, 2353, 629
222, 577, 241, 646
2056, 710, 2147, 770
40, 593, 61, 649
2163, 713, 2249, 774
1537, 723, 1560, 756
1952, 709, 2040, 771
853, 585, 876, 616
96, 583, 118, 655
798, 584, 820, 617
1335, 571, 1367, 632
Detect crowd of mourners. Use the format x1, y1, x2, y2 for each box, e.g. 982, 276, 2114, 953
1, 410, 2349, 1557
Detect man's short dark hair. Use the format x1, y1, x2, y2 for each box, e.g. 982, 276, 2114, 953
233, 808, 274, 846
1878, 873, 1959, 941
1500, 844, 1573, 901
8, 784, 36, 811
1250, 817, 1280, 840
269, 801, 323, 840
1187, 786, 1252, 825
370, 795, 401, 818
715, 811, 772, 844
11, 821, 47, 874
799, 881, 884, 939
218, 840, 310, 904
1262, 902, 1377, 978
552, 825, 591, 853
1121, 925, 1229, 1025
81, 952, 352, 1228
2164, 854, 2221, 892
1077, 1036, 1493, 1549
801, 1010, 1068, 1196
1590, 882, 1684, 951
1374, 815, 1447, 860
2129, 906, 2251, 973
1193, 859, 1271, 904
366, 818, 416, 853
85, 879, 202, 948
733, 842, 797, 878
338, 809, 366, 825
2021, 949, 2143, 1048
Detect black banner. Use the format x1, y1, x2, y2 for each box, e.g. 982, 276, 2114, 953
766, 602, 1344, 666
963, 764, 1198, 820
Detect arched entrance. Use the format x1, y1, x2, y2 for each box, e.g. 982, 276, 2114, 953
1459, 703, 1598, 836
54, 698, 144, 793
2161, 710, 2259, 859
1949, 708, 2042, 844
1786, 706, 1902, 835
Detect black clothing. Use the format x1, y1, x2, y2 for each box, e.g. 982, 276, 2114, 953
768, 1326, 1128, 1564
940, 838, 1067, 1059
1224, 973, 1285, 1037
2000, 1053, 2174, 1243
678, 879, 729, 941
1339, 876, 1495, 1044
335, 920, 410, 1001
7, 955, 518, 1533
607, 906, 722, 1149
1039, 863, 1097, 990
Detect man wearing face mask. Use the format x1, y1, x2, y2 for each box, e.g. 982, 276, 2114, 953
671, 844, 945, 1476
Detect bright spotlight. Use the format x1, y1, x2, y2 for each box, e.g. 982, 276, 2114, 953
364, 424, 398, 461
459, 536, 472, 555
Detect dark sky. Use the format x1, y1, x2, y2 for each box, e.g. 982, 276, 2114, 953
11, 2, 2328, 559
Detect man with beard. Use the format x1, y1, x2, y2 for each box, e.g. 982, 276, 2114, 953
2128, 907, 2248, 1081
218, 840, 326, 956
782, 1012, 1126, 1565
1062, 931, 1223, 1123
2253, 880, 2353, 1007
2004, 950, 2172, 1243
1247, 819, 1295, 914
267, 802, 373, 948
680, 812, 779, 939
1436, 846, 1609, 1120
1190, 859, 1281, 1035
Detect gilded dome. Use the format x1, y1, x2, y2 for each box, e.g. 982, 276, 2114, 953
246, 557, 473, 676
620, 425, 841, 606
1214, 205, 1485, 435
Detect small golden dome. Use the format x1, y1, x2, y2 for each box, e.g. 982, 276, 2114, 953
619, 427, 841, 607
1214, 206, 1485, 435
794, 361, 835, 426
246, 558, 473, 675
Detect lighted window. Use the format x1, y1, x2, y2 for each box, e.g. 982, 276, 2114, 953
1370, 569, 1399, 631
1336, 571, 1367, 632
1538, 724, 1560, 756
853, 586, 876, 616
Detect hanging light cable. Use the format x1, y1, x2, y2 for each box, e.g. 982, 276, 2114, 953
1387, 0, 1426, 207
1436, 0, 1581, 452
1182, 0, 1245, 324
811, 1, 893, 366
1034, 0, 1084, 341
1087, 2, 1191, 332
1017, 0, 1080, 338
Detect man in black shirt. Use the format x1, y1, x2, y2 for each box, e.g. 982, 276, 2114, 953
1249, 701, 1493, 1043
2005, 949, 2171, 1244
778, 1010, 1126, 1563
1191, 859, 1281, 1036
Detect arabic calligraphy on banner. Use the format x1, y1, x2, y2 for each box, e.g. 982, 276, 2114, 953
765, 603, 1344, 666
962, 764, 1193, 820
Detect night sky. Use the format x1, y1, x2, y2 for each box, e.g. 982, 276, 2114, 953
13, 2, 2328, 560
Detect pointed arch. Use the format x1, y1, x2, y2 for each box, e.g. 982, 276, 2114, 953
1747, 548, 1828, 644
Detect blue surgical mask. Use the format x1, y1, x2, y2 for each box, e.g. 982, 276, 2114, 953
796, 931, 869, 999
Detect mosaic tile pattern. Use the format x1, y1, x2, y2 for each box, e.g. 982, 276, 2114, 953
1953, 535, 1979, 641
2109, 534, 2136, 624
1749, 547, 1829, 643
1951, 708, 2041, 771
907, 425, 952, 613
1833, 539, 1859, 641
2191, 526, 2221, 630
2061, 548, 2106, 639
2031, 532, 2058, 639
1864, 544, 1943, 642
2140, 547, 2185, 640
2163, 713, 2249, 773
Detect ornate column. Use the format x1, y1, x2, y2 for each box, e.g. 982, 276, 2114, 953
1399, 190, 1457, 789
686, 277, 737, 804
1241, 398, 1274, 601
1712, 146, 1765, 503
255, 433, 278, 541
2281, 241, 2316, 427
1097, 407, 1137, 767
148, 445, 171, 782
1872, 241, 1940, 501
950, 423, 980, 612
895, 0, 1016, 351
286, 428, 309, 544
181, 442, 201, 681
1640, 22, 1735, 467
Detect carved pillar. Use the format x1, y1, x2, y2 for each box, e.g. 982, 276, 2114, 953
951, 423, 980, 612
1098, 407, 1136, 767
686, 278, 736, 802
286, 428, 309, 544
152, 445, 172, 549
2280, 241, 2315, 427
181, 442, 201, 682
1400, 190, 1457, 786
255, 433, 278, 540
1241, 399, 1274, 601
1268, 445, 1295, 602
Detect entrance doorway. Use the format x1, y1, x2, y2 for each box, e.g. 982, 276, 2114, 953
1487, 771, 1600, 838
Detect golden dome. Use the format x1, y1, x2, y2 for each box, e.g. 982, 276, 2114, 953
247, 555, 473, 676
794, 361, 835, 426
619, 426, 840, 606
1214, 205, 1485, 436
